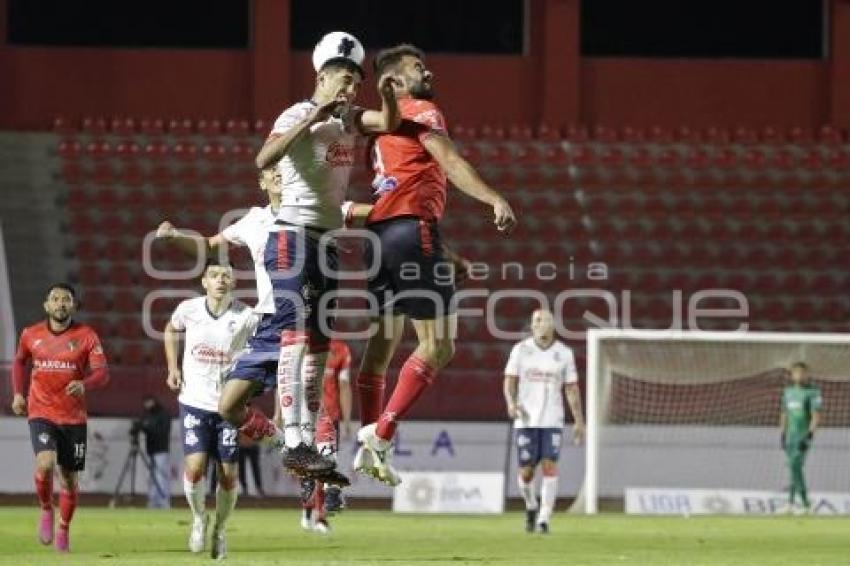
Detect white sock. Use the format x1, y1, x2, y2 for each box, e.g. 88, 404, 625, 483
300, 350, 328, 447
214, 486, 237, 529
538, 476, 558, 523
183, 477, 205, 520
517, 475, 537, 511
277, 338, 308, 449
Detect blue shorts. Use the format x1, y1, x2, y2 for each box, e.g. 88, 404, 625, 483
365, 217, 455, 320
516, 427, 563, 468
264, 227, 338, 337
228, 313, 280, 392
179, 403, 239, 463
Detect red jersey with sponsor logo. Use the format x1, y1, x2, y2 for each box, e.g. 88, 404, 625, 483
368, 97, 449, 223
15, 321, 107, 425
322, 340, 351, 422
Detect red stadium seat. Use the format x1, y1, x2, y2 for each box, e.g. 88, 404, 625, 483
564, 125, 589, 143
253, 118, 270, 136
817, 125, 844, 145
592, 125, 618, 143
620, 126, 646, 143
534, 123, 561, 142
81, 116, 108, 135
732, 126, 758, 144
172, 141, 198, 162
704, 126, 730, 144
197, 118, 222, 136
168, 118, 194, 136
479, 123, 505, 140
110, 117, 137, 136
144, 141, 170, 161
58, 139, 82, 159
115, 140, 141, 160
225, 118, 251, 137
52, 116, 77, 134
507, 124, 533, 141
760, 126, 785, 145
201, 142, 227, 162
85, 139, 112, 160
788, 126, 814, 144
139, 117, 165, 136
647, 125, 673, 143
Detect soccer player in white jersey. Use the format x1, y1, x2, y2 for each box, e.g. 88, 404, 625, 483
252, 31, 400, 472
163, 261, 252, 559
503, 309, 585, 534
157, 170, 290, 462
157, 170, 371, 483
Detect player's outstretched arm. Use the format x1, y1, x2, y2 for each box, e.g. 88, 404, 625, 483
356, 75, 401, 134
565, 383, 585, 444
156, 220, 227, 261
255, 98, 345, 169
163, 322, 183, 392
422, 134, 517, 234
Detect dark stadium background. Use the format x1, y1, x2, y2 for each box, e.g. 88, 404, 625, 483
1, 0, 848, 425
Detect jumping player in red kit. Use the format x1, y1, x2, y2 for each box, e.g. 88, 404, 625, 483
355, 44, 518, 484
299, 338, 352, 533
10, 283, 110, 552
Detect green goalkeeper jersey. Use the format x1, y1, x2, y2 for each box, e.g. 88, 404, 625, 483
781, 384, 822, 440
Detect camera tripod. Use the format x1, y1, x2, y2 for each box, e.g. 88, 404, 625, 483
108, 435, 167, 508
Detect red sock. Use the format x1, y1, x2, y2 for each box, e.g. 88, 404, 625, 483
238, 406, 276, 442
59, 489, 77, 529
34, 472, 53, 511
375, 356, 436, 441
356, 372, 385, 425
314, 482, 326, 522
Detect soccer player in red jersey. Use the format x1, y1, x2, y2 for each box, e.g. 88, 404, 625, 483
299, 338, 352, 533
354, 45, 517, 484
10, 284, 110, 553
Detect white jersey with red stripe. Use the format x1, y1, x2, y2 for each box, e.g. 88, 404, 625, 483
505, 338, 578, 429
269, 101, 360, 231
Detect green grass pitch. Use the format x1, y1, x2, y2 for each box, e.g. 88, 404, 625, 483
0, 507, 846, 565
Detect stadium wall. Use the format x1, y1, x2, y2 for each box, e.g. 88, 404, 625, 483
4, 0, 850, 129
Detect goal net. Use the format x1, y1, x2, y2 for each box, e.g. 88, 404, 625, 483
580, 329, 850, 514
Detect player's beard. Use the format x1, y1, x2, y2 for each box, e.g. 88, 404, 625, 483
49, 311, 71, 325
409, 79, 434, 100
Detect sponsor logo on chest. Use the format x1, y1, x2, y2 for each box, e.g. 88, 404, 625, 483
326, 141, 355, 167
191, 343, 230, 365
34, 359, 77, 371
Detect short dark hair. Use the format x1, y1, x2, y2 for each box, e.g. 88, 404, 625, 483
374, 44, 425, 75
204, 258, 232, 273
790, 361, 809, 371
320, 58, 364, 79
45, 282, 77, 303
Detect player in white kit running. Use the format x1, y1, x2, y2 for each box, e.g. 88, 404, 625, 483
251, 31, 400, 473
503, 309, 585, 534
164, 261, 253, 559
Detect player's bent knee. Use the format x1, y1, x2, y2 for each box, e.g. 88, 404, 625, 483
519, 467, 535, 482
35, 452, 56, 473
541, 460, 558, 477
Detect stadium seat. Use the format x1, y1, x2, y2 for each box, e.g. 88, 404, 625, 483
196, 118, 222, 137
139, 117, 165, 136
81, 116, 108, 135
58, 139, 83, 159
52, 116, 77, 134
225, 118, 251, 137
110, 117, 137, 136
167, 118, 194, 136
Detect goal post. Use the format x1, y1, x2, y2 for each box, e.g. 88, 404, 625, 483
580, 328, 850, 514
